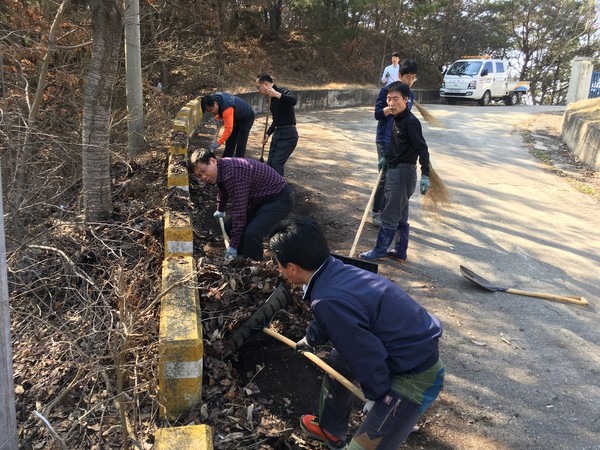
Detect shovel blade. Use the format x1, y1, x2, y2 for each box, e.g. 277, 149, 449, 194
459, 265, 506, 292
229, 283, 293, 351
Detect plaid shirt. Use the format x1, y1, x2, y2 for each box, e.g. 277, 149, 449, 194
216, 158, 286, 249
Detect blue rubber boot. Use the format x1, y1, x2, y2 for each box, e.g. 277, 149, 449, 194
360, 226, 396, 261
387, 223, 409, 262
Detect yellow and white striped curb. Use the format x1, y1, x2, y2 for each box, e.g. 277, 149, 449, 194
164, 210, 193, 257
168, 154, 189, 192
158, 256, 203, 418
155, 424, 213, 449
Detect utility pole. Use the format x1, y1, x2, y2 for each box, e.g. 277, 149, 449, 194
124, 0, 144, 159
0, 168, 18, 449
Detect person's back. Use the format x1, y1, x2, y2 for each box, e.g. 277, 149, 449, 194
306, 256, 442, 383
202, 92, 256, 157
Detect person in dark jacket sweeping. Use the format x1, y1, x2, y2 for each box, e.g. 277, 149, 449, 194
201, 92, 255, 157
269, 216, 444, 449
371, 59, 420, 225
361, 81, 430, 263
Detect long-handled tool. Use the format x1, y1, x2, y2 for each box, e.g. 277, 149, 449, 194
228, 284, 367, 403
259, 97, 271, 162
349, 170, 384, 258
218, 217, 229, 248
212, 122, 222, 147
459, 265, 589, 307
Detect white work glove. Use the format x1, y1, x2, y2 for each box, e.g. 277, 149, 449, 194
363, 400, 375, 413
213, 210, 225, 219
295, 336, 314, 354
224, 246, 237, 259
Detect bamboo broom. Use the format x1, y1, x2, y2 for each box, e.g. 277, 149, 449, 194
412, 101, 449, 212
413, 101, 442, 127
424, 163, 451, 214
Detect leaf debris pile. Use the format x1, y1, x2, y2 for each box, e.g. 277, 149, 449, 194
9, 152, 167, 449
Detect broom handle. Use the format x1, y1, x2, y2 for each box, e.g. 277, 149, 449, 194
259, 97, 271, 161
349, 170, 384, 258
262, 328, 368, 403
505, 289, 589, 306
218, 217, 229, 249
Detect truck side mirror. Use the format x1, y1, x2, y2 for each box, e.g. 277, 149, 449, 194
481, 69, 489, 76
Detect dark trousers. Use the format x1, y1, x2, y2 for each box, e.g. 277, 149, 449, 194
267, 127, 298, 176
223, 114, 256, 158
319, 350, 442, 450
232, 185, 294, 260
380, 164, 416, 229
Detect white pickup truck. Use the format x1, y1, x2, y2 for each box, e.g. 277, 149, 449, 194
439, 57, 530, 106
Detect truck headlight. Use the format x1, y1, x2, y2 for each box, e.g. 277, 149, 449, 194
467, 80, 476, 89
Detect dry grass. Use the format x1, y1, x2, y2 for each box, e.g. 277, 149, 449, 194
566, 97, 600, 123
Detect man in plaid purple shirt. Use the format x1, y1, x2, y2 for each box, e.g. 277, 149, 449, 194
189, 149, 295, 260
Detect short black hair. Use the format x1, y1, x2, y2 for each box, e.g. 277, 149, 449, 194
391, 52, 401, 58
387, 81, 411, 98
256, 73, 273, 84
269, 216, 330, 271
400, 59, 417, 76
187, 149, 216, 173
200, 95, 215, 113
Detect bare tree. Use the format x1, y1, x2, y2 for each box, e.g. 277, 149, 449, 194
82, 0, 123, 221
124, 0, 145, 159
12, 0, 71, 238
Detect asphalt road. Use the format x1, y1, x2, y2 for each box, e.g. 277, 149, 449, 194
281, 103, 600, 449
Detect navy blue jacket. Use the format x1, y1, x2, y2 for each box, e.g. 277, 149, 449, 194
213, 92, 254, 123
303, 256, 442, 400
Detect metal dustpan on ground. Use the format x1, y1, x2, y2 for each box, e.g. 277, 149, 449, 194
331, 252, 378, 273
459, 265, 588, 307
228, 282, 293, 351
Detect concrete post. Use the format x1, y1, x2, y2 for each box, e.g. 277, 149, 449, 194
566, 56, 594, 105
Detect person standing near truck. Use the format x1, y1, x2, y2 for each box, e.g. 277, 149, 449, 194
380, 52, 401, 86
371, 59, 419, 226
361, 81, 430, 263
269, 215, 444, 449
201, 92, 255, 158
255, 73, 298, 176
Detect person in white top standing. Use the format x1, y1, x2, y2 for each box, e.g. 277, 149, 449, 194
380, 52, 401, 86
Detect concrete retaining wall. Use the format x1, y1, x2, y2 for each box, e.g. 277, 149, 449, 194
561, 98, 600, 171
237, 88, 440, 114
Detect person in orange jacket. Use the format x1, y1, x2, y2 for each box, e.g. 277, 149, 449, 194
201, 92, 255, 157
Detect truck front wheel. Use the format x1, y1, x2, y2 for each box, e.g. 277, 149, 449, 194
505, 92, 518, 106
478, 91, 491, 106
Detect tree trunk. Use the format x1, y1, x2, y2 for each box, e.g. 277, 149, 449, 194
82, 0, 123, 221
124, 0, 145, 159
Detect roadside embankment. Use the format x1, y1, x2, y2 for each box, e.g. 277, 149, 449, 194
561, 97, 600, 171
